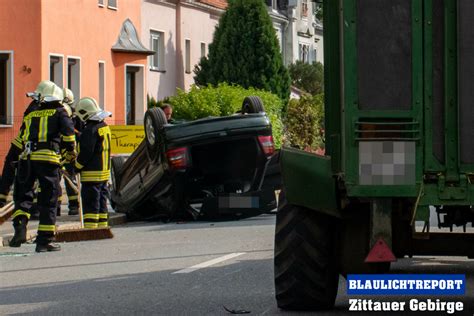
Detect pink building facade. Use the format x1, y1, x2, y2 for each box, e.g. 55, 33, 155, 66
0, 0, 151, 167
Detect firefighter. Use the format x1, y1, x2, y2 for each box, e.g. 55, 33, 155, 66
59, 88, 81, 216
74, 97, 111, 229
0, 90, 42, 208
9, 80, 76, 252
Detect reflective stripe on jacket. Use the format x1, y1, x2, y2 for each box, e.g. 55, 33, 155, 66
75, 121, 111, 183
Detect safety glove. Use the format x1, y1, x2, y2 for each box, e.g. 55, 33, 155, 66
64, 150, 77, 164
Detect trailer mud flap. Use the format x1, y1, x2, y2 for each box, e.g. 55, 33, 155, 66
280, 147, 339, 217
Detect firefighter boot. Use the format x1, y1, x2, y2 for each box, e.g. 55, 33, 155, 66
68, 206, 79, 216
35, 242, 61, 252
9, 217, 28, 247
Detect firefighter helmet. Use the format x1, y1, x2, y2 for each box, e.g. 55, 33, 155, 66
75, 97, 101, 122
76, 97, 111, 122
62, 88, 75, 107
34, 80, 63, 103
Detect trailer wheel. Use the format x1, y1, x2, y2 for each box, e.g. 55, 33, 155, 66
144, 107, 167, 161
274, 191, 339, 310
242, 96, 264, 113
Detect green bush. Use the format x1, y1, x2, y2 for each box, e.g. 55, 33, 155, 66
148, 95, 171, 109
168, 83, 284, 148
147, 94, 158, 109
284, 94, 324, 150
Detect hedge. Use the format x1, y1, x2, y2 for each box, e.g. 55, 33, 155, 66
284, 94, 324, 150
166, 83, 285, 148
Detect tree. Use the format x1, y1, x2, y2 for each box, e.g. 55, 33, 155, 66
314, 2, 323, 21
194, 0, 290, 101
288, 61, 324, 96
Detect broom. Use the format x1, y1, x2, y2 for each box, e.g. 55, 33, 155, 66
55, 172, 113, 242
0, 201, 15, 225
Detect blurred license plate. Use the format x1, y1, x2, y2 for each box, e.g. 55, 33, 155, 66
218, 196, 260, 208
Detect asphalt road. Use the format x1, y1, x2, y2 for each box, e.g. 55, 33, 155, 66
1, 213, 473, 315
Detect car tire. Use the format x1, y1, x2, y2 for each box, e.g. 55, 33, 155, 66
111, 156, 125, 192
110, 156, 126, 211
274, 191, 339, 310
242, 96, 264, 113
144, 107, 167, 162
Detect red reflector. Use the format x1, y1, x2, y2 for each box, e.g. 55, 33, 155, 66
364, 238, 397, 263
166, 147, 189, 170
258, 135, 275, 156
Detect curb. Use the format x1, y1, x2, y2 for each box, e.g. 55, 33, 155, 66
1, 213, 127, 247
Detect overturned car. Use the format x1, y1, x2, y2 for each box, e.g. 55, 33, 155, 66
110, 96, 279, 220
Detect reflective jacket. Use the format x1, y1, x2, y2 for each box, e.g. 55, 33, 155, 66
75, 121, 111, 183
18, 102, 75, 164
11, 101, 41, 150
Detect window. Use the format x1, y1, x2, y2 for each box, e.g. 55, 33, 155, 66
0, 53, 12, 125
266, 0, 277, 10
99, 62, 105, 110
275, 27, 283, 52
185, 39, 191, 73
67, 57, 80, 100
126, 69, 136, 125
301, 0, 308, 18
299, 43, 310, 63
125, 66, 144, 125
108, 0, 117, 9
313, 49, 317, 63
150, 30, 165, 71
200, 42, 206, 58
49, 55, 63, 88
98, 0, 104, 6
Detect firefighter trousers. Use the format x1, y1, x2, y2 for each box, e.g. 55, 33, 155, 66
13, 160, 60, 245
81, 182, 109, 228
63, 163, 79, 208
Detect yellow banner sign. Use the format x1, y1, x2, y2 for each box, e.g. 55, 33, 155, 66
109, 125, 145, 154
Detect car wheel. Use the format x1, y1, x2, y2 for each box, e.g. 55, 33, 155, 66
274, 191, 339, 310
111, 156, 125, 192
110, 156, 126, 211
242, 96, 264, 113
144, 107, 167, 161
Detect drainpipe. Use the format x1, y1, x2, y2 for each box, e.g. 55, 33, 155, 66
175, 0, 185, 90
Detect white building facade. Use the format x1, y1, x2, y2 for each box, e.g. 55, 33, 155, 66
143, 0, 323, 101
142, 0, 223, 101
267, 0, 323, 65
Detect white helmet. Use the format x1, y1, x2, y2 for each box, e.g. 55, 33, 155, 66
75, 97, 111, 122
62, 88, 75, 107
34, 80, 63, 103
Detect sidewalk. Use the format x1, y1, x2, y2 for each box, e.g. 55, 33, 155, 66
0, 204, 127, 247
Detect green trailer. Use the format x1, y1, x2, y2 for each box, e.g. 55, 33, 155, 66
274, 0, 474, 310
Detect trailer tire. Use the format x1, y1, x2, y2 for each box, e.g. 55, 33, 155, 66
144, 107, 167, 161
274, 191, 339, 310
242, 96, 264, 113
